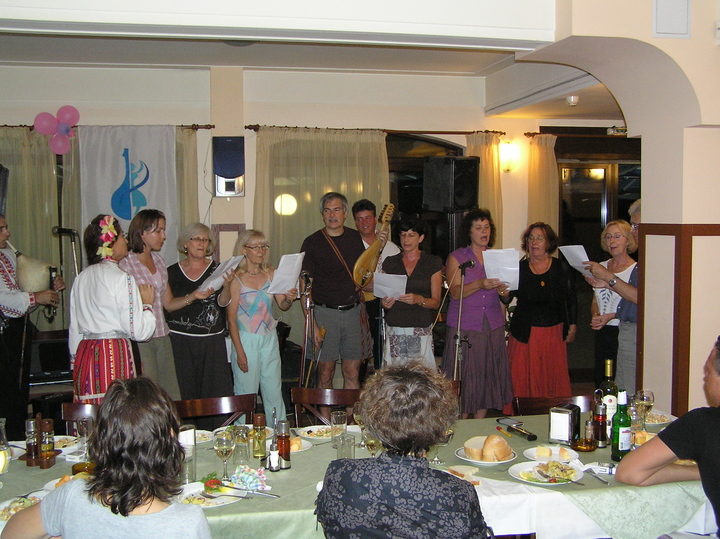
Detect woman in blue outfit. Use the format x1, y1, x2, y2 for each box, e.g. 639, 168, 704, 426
227, 230, 297, 421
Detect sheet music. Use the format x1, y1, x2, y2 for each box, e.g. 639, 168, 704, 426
558, 245, 594, 278
197, 255, 244, 292
373, 271, 407, 300
267, 252, 305, 294
482, 248, 521, 290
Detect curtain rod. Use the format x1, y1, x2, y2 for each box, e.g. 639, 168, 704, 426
525, 131, 627, 139
245, 124, 505, 136
3, 124, 216, 130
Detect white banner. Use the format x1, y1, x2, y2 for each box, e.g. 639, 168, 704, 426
78, 125, 179, 265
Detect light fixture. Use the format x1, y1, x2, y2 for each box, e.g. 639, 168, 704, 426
274, 194, 297, 216
565, 95, 579, 107
499, 140, 520, 173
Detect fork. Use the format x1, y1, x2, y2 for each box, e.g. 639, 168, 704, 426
200, 492, 251, 501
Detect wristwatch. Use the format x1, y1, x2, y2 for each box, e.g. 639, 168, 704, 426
608, 278, 618, 287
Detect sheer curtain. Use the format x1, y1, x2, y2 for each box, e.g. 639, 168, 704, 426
527, 134, 559, 233
175, 127, 200, 227
466, 132, 503, 247
254, 127, 388, 338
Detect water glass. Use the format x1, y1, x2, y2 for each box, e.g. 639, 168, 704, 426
178, 424, 196, 484
628, 404, 645, 449
76, 417, 94, 461
331, 411, 347, 449
336, 434, 355, 460
232, 426, 251, 467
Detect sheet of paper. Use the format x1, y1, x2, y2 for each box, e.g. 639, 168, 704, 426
482, 248, 521, 290
558, 245, 594, 278
197, 255, 244, 292
267, 252, 305, 294
373, 271, 407, 300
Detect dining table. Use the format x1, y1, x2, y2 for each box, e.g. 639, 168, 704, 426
0, 414, 715, 539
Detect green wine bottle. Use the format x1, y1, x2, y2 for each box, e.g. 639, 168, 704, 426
611, 390, 632, 462
599, 359, 618, 439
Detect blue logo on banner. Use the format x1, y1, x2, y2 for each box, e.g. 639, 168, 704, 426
111, 147, 150, 220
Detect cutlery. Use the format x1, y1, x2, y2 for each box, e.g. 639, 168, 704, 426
201, 492, 251, 501
586, 471, 610, 485
221, 483, 280, 498
536, 468, 584, 486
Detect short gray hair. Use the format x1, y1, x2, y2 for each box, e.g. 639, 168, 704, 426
319, 192, 348, 214
628, 199, 641, 217
176, 223, 216, 256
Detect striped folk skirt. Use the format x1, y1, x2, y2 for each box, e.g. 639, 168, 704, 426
73, 338, 136, 404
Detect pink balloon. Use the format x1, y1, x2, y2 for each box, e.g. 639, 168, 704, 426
34, 112, 58, 135
49, 133, 71, 155
56, 105, 80, 127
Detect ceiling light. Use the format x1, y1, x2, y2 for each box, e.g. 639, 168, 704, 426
565, 95, 579, 107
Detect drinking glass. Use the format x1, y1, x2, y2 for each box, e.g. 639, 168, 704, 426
362, 431, 382, 457
0, 418, 9, 490
429, 429, 454, 465
179, 424, 197, 484
232, 426, 251, 468
633, 389, 655, 428
336, 434, 356, 459
353, 403, 366, 448
213, 429, 235, 482
76, 417, 94, 462
331, 411, 347, 449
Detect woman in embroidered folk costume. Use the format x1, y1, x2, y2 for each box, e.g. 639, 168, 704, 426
69, 215, 156, 403
227, 230, 297, 421
380, 218, 443, 369
501, 222, 577, 409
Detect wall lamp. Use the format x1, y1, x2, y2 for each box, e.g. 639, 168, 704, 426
274, 194, 297, 215
500, 140, 520, 173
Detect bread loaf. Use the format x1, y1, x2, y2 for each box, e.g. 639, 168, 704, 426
536, 446, 552, 457
448, 465, 482, 485
290, 437, 303, 452
481, 434, 513, 462
463, 436, 486, 461
559, 447, 571, 461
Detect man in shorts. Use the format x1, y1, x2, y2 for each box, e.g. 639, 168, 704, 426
300, 192, 386, 390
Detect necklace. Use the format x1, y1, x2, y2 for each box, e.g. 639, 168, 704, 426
529, 257, 551, 286
247, 270, 261, 276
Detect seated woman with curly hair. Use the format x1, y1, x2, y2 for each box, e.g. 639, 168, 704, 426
3, 377, 211, 539
315, 362, 493, 539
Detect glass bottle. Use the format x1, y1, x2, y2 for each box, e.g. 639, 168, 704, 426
253, 413, 267, 460
40, 419, 55, 459
593, 402, 608, 448
25, 419, 39, 459
277, 420, 291, 470
611, 390, 632, 462
599, 359, 618, 439
572, 418, 598, 452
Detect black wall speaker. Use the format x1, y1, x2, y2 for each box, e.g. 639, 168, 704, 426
212, 136, 245, 197
422, 156, 480, 212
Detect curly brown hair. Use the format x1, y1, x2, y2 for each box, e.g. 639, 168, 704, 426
358, 362, 458, 457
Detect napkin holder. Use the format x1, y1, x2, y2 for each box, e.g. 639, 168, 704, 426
548, 403, 581, 445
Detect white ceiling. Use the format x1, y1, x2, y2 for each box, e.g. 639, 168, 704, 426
0, 31, 624, 121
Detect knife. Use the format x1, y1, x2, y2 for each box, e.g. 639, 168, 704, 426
586, 471, 610, 485
221, 482, 280, 498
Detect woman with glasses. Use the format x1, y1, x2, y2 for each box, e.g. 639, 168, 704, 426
500, 222, 577, 408
163, 223, 234, 427
226, 230, 297, 420
119, 209, 181, 400
583, 220, 637, 388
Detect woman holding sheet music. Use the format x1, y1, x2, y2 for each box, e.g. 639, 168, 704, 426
163, 223, 233, 424
500, 222, 577, 409
226, 230, 297, 421
440, 208, 512, 418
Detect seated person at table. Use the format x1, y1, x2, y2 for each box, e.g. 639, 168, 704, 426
315, 362, 493, 539
616, 336, 720, 535
2, 377, 211, 539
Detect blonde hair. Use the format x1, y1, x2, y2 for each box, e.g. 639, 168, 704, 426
233, 229, 270, 274
601, 220, 637, 254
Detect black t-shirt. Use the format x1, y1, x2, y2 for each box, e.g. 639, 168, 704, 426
301, 227, 365, 306
382, 251, 443, 328
658, 406, 720, 531
164, 262, 226, 335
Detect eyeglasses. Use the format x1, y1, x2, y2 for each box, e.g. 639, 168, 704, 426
604, 233, 625, 241
245, 244, 270, 252
527, 235, 545, 243
630, 223, 640, 230
190, 237, 210, 244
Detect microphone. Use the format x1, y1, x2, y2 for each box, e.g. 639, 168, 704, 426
300, 270, 312, 290
507, 424, 538, 442
46, 266, 57, 322
458, 260, 475, 270
52, 226, 77, 236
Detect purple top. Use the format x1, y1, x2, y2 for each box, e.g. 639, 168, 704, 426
446, 246, 505, 332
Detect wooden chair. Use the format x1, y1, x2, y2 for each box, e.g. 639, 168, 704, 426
174, 394, 256, 428
61, 402, 98, 435
291, 387, 361, 428
511, 395, 593, 416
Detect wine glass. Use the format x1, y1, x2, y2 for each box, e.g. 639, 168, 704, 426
634, 389, 655, 428
362, 431, 382, 457
213, 429, 235, 482
353, 411, 366, 448
429, 429, 454, 465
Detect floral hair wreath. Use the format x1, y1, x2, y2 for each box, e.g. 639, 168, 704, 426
96, 215, 118, 260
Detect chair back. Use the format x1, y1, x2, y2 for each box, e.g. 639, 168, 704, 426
174, 394, 256, 427
291, 387, 361, 427
61, 402, 98, 435
511, 395, 593, 416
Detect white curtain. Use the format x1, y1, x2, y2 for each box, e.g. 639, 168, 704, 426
466, 132, 503, 247
175, 127, 200, 228
254, 127, 388, 339
527, 134, 559, 233
0, 127, 81, 330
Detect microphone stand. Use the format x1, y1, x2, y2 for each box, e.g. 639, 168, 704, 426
299, 273, 316, 388
452, 263, 472, 389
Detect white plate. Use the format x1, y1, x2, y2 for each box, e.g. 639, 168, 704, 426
195, 430, 214, 443
177, 482, 245, 509
263, 438, 312, 452
523, 445, 579, 463
213, 426, 275, 440
54, 436, 78, 451
508, 461, 584, 485
645, 410, 676, 426
455, 447, 517, 466
298, 424, 361, 441
0, 490, 47, 530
